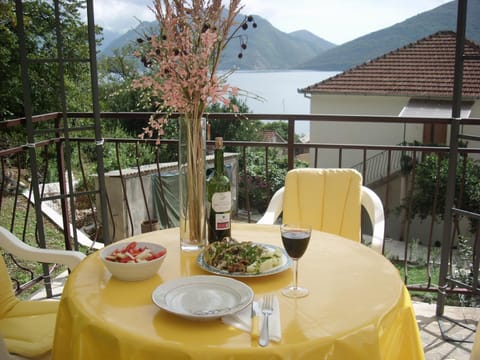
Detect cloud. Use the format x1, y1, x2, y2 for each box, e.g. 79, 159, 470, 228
94, 0, 155, 34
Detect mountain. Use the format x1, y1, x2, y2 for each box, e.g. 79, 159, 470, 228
300, 0, 480, 71
99, 0, 480, 72
99, 14, 336, 70
290, 30, 334, 49
219, 16, 336, 70
98, 29, 118, 53
99, 21, 158, 56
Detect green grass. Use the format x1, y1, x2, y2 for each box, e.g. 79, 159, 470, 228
392, 260, 440, 303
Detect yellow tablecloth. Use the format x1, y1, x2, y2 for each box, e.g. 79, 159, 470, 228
52, 223, 424, 360
471, 326, 480, 360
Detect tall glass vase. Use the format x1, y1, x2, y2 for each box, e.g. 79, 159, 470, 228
178, 117, 207, 251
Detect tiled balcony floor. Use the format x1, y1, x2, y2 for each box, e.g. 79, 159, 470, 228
414, 301, 479, 360
385, 237, 480, 360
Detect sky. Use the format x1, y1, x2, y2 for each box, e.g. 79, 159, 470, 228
93, 0, 453, 45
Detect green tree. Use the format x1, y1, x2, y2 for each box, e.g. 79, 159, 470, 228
239, 150, 308, 213
98, 46, 154, 116
0, 0, 104, 169
409, 153, 480, 233
206, 97, 263, 143
0, 0, 95, 120
96, 45, 171, 162
0, 1, 21, 120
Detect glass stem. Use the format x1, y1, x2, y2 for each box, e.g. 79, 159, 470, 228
293, 259, 299, 289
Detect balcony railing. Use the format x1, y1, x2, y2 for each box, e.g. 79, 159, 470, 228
1, 111, 480, 307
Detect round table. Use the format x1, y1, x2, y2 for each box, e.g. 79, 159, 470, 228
52, 223, 424, 360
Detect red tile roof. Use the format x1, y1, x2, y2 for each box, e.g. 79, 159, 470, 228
301, 31, 480, 98
263, 130, 286, 143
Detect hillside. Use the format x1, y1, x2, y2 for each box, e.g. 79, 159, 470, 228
300, 0, 480, 71
99, 0, 480, 72
99, 14, 336, 71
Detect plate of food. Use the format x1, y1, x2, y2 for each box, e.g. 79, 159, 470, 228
151, 275, 254, 321
197, 239, 291, 277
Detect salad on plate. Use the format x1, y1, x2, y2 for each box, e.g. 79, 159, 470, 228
202, 238, 283, 274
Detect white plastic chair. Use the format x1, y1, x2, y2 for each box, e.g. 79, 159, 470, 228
0, 226, 86, 359
257, 168, 385, 254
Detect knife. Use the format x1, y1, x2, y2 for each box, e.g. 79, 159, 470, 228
251, 301, 259, 338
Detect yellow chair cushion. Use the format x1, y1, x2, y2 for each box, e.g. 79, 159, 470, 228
0, 255, 20, 318
0, 300, 59, 358
282, 168, 362, 242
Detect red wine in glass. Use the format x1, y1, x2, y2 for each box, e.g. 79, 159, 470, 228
281, 230, 310, 259
280, 224, 312, 298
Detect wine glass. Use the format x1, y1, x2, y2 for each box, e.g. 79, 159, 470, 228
280, 223, 312, 298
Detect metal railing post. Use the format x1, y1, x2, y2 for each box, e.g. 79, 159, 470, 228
436, 0, 468, 316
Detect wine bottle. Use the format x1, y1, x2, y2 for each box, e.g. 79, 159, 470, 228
207, 137, 232, 243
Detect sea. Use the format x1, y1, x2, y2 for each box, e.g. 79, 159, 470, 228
226, 70, 339, 137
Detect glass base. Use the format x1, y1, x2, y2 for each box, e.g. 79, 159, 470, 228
281, 285, 309, 298
180, 241, 205, 252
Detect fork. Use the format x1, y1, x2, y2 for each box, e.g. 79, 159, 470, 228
258, 294, 274, 347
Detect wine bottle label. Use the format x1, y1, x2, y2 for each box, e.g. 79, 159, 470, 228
211, 191, 231, 212
215, 213, 231, 230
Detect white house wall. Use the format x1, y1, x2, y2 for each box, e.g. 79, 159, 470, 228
469, 100, 480, 117
309, 94, 423, 169
463, 100, 480, 149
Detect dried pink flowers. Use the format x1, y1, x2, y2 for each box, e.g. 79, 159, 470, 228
133, 0, 256, 142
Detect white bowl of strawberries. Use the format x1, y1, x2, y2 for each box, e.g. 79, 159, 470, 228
100, 241, 167, 281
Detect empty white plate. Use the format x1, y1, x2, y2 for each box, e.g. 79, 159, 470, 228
152, 275, 254, 321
